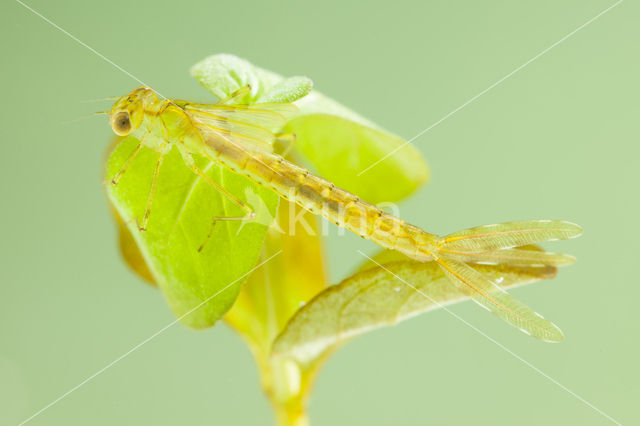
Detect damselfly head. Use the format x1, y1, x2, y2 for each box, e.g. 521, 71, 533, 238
109, 86, 155, 136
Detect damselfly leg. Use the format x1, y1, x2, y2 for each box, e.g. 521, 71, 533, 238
111, 143, 142, 185
185, 154, 256, 252
137, 153, 165, 232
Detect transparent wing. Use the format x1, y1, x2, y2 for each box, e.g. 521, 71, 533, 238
187, 108, 276, 153
185, 103, 297, 129
246, 103, 299, 118
439, 248, 576, 267
435, 254, 564, 342
184, 102, 297, 154
440, 220, 582, 253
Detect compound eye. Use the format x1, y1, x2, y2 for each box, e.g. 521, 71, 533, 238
112, 111, 132, 135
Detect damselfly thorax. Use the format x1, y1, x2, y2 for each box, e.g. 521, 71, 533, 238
108, 86, 582, 342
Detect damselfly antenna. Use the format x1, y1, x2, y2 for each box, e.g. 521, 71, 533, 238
80, 96, 120, 103
61, 111, 110, 125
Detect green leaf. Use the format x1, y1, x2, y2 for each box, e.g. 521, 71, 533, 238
258, 76, 314, 104
190, 54, 282, 102
271, 248, 557, 367
112, 205, 156, 286
105, 136, 279, 329
283, 114, 429, 204
190, 54, 429, 203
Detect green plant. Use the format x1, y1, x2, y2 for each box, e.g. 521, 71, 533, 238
104, 54, 566, 426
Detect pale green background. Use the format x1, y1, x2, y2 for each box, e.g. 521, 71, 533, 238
1, 0, 638, 425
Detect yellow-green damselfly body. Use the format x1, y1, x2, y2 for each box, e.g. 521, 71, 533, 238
108, 86, 582, 342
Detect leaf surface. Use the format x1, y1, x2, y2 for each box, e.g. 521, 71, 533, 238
272, 247, 558, 366
283, 114, 428, 203
105, 136, 279, 329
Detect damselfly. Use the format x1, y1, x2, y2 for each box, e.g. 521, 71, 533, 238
108, 86, 582, 342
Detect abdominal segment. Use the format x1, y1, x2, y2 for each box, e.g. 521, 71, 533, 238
201, 130, 438, 261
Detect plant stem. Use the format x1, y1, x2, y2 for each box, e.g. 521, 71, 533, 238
259, 354, 311, 426
271, 396, 309, 426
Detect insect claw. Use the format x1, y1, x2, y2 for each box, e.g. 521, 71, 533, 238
135, 218, 147, 232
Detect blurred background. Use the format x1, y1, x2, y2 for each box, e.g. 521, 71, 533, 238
1, 0, 637, 424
